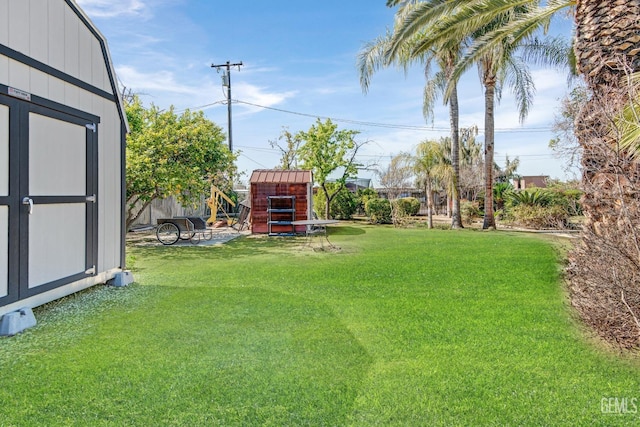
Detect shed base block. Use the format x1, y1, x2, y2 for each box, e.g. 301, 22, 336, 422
0, 307, 37, 336
108, 270, 134, 287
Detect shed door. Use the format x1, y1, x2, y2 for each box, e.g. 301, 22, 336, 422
21, 107, 98, 297
0, 94, 98, 305
0, 103, 9, 302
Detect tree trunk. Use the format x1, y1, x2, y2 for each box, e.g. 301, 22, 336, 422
426, 180, 433, 229
482, 73, 496, 230
449, 83, 463, 229
567, 0, 640, 348
322, 184, 332, 219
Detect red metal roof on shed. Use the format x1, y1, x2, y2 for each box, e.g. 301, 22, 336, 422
249, 169, 312, 184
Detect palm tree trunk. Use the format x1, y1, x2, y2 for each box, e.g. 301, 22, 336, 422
567, 0, 640, 347
449, 83, 463, 229
426, 180, 433, 229
482, 75, 496, 230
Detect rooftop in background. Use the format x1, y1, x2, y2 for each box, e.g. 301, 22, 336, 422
249, 169, 313, 184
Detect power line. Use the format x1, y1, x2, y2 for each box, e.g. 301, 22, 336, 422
232, 99, 555, 133
175, 100, 226, 113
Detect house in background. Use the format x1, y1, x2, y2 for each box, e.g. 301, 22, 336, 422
513, 176, 549, 189
0, 0, 129, 322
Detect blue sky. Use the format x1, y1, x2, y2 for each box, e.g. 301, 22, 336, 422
76, 0, 577, 185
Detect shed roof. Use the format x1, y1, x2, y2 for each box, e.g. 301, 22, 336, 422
250, 169, 312, 184
69, 0, 129, 132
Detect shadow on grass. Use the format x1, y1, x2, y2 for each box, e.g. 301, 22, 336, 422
0, 285, 375, 426
127, 234, 320, 267
330, 225, 366, 236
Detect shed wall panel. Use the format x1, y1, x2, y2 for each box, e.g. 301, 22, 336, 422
0, 57, 7, 84
0, 1, 8, 45
8, 61, 29, 91
64, 81, 80, 109
48, 0, 66, 71
48, 72, 65, 103
97, 102, 122, 272
64, 6, 80, 78
91, 36, 106, 92
78, 24, 93, 85
29, 2, 48, 64
29, 68, 49, 99
8, 1, 29, 54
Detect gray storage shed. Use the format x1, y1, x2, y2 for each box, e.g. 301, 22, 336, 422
0, 0, 129, 317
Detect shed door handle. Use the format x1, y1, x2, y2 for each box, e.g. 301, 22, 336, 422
22, 197, 33, 215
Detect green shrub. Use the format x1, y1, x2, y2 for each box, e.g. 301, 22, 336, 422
330, 187, 357, 220
506, 188, 553, 207
461, 200, 481, 225
313, 184, 357, 219
356, 188, 378, 215
508, 204, 569, 229
392, 197, 421, 217
365, 198, 392, 224
547, 188, 583, 216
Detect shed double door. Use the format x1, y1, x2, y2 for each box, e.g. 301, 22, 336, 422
0, 93, 98, 306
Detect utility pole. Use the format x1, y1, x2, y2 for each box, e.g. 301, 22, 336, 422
211, 61, 243, 152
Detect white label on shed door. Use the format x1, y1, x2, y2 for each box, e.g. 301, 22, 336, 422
0, 207, 7, 298
28, 113, 85, 196
0, 104, 8, 196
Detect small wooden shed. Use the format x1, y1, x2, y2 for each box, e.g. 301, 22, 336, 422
0, 0, 129, 317
249, 169, 313, 235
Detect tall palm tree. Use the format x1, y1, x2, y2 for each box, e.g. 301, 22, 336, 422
390, 0, 640, 346
359, 2, 466, 228
389, 2, 545, 229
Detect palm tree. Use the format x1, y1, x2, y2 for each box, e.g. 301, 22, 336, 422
393, 0, 640, 346
358, 2, 466, 228
414, 139, 451, 228
389, 2, 547, 229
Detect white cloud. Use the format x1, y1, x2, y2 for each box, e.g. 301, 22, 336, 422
116, 65, 200, 96
76, 0, 148, 18
233, 82, 298, 115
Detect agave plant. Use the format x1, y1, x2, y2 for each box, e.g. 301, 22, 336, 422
507, 188, 552, 207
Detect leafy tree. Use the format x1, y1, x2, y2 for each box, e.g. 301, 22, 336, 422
314, 183, 358, 220
550, 84, 588, 176
297, 119, 364, 219
376, 153, 414, 199
270, 127, 302, 169
125, 96, 236, 229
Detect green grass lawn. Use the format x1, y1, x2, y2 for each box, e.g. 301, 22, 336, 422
1, 224, 639, 426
